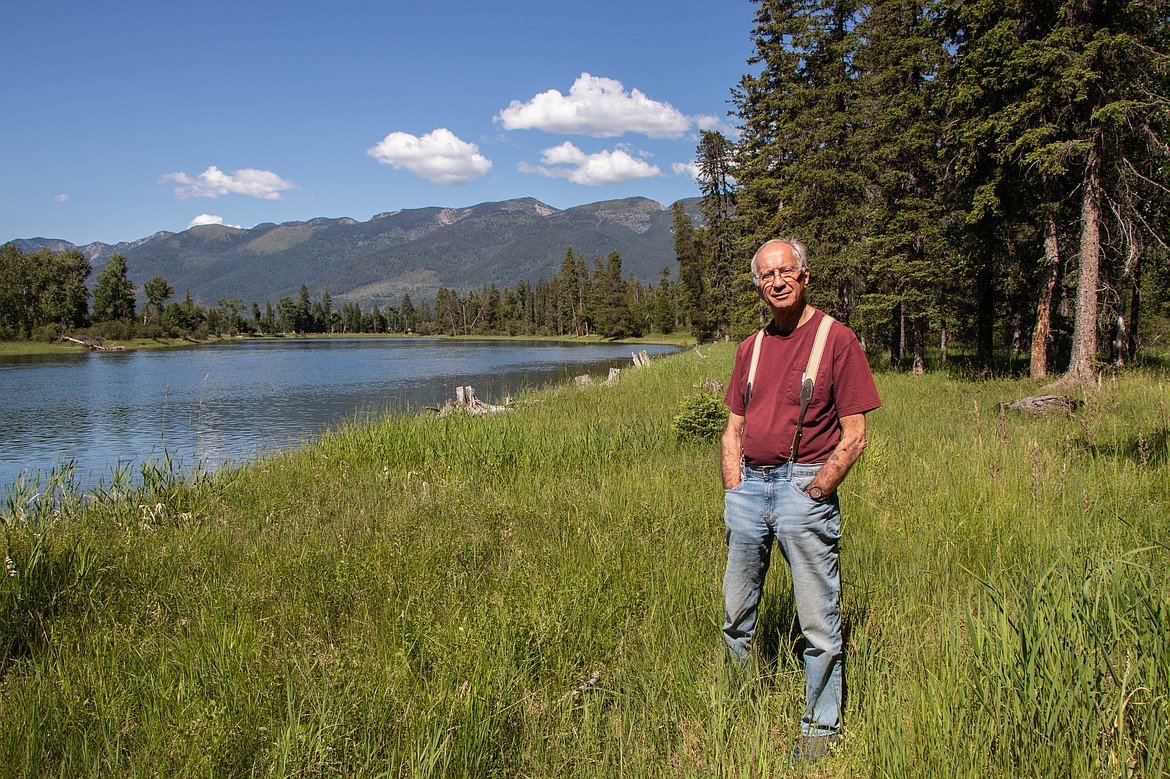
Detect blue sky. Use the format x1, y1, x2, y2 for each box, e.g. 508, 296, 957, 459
2, 1, 757, 246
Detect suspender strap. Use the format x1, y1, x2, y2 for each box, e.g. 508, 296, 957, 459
742, 313, 837, 469
743, 328, 767, 409
788, 313, 836, 466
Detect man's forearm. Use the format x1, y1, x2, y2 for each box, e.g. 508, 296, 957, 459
721, 413, 745, 489
808, 413, 867, 495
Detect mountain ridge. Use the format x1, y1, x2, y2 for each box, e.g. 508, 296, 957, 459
8, 196, 700, 309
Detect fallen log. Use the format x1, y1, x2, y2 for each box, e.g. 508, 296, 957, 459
59, 335, 125, 351
997, 395, 1081, 415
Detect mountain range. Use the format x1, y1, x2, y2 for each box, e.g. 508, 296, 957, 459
9, 196, 698, 309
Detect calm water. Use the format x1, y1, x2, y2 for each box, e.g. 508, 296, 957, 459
0, 338, 677, 492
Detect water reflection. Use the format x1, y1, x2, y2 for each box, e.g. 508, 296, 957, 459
0, 338, 677, 491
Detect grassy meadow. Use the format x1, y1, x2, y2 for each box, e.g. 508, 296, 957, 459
1, 343, 1167, 777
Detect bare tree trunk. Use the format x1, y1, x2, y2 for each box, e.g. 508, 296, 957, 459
1065, 141, 1103, 385
912, 318, 926, 377
889, 299, 903, 369
940, 317, 948, 366
1111, 313, 1126, 366
1030, 215, 1062, 379
1128, 257, 1141, 362
976, 258, 995, 376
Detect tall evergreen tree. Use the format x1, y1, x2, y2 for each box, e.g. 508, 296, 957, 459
733, 0, 869, 321
857, 0, 950, 374
651, 266, 676, 335
696, 130, 744, 338
400, 293, 417, 333
672, 202, 713, 341
296, 285, 313, 333
557, 248, 580, 336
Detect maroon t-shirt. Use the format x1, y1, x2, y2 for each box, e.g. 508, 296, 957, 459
724, 310, 881, 465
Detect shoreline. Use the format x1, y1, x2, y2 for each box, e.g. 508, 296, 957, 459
0, 331, 695, 358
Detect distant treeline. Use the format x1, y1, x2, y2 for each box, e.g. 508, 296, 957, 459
0, 244, 683, 342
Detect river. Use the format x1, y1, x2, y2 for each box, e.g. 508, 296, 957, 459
0, 337, 678, 493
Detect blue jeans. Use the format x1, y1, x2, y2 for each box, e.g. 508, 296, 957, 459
722, 461, 843, 737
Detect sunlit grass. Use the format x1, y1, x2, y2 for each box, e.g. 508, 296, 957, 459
2, 346, 1167, 776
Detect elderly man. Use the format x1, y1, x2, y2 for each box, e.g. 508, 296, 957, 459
720, 238, 881, 763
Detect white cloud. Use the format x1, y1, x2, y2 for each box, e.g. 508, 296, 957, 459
162, 166, 296, 200
367, 128, 492, 185
518, 142, 662, 186
694, 114, 740, 138
672, 161, 701, 179
188, 214, 240, 229
496, 73, 692, 139
54, 193, 70, 202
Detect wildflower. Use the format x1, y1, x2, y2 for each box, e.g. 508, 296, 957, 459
5, 554, 15, 577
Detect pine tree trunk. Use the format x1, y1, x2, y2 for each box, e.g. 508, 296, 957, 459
940, 317, 948, 366
1128, 257, 1141, 362
1030, 216, 1062, 379
912, 318, 926, 377
889, 299, 903, 368
1065, 141, 1103, 385
1111, 312, 1126, 366
976, 251, 995, 375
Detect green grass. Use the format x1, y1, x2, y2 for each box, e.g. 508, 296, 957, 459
2, 346, 1167, 777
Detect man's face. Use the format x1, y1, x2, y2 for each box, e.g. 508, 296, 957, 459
755, 243, 808, 316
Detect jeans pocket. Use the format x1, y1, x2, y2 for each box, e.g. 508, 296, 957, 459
725, 479, 748, 493
787, 477, 818, 503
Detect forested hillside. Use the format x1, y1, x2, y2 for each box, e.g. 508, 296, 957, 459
9, 197, 691, 314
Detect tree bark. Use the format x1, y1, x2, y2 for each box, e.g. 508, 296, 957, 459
940, 317, 948, 366
1065, 140, 1103, 385
976, 257, 995, 375
912, 317, 926, 377
889, 299, 903, 368
1030, 215, 1062, 379
1128, 256, 1141, 362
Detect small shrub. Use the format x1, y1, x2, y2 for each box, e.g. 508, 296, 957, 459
671, 391, 727, 443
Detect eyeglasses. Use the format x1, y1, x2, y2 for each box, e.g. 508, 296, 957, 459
756, 266, 804, 284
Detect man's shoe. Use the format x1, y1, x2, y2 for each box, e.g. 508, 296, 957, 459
790, 734, 839, 765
